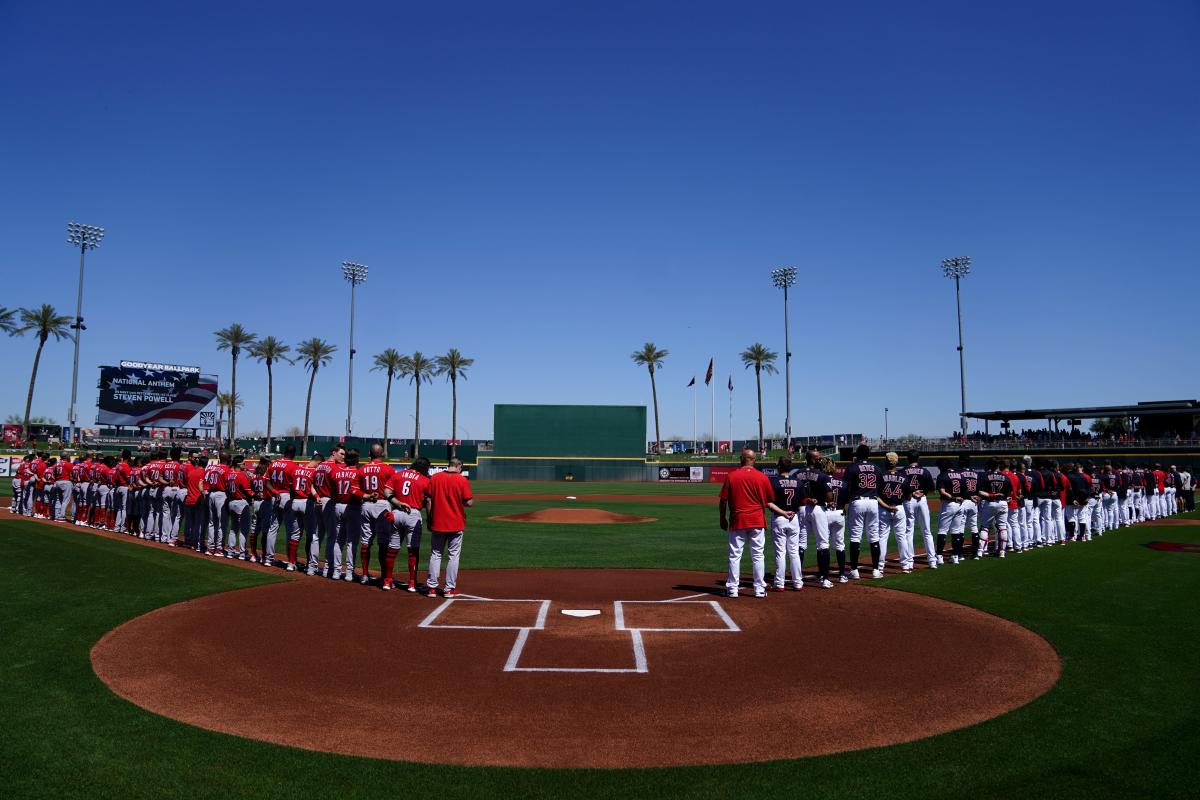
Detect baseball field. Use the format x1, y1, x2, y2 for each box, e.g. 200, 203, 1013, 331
4, 480, 1199, 799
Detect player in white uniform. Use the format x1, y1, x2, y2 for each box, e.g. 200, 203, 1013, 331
766, 456, 805, 591
902, 453, 938, 569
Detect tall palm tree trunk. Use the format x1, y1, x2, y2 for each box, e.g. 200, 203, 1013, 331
382, 373, 392, 459
23, 336, 47, 442
648, 366, 661, 453
265, 360, 274, 454
414, 381, 421, 458
450, 374, 457, 458
755, 364, 764, 452
229, 352, 238, 447
302, 367, 317, 455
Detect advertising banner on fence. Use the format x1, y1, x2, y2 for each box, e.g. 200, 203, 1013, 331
0, 456, 13, 478
96, 364, 218, 428
657, 466, 703, 482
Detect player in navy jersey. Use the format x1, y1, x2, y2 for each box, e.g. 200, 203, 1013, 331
981, 459, 1014, 558
902, 452, 938, 569
808, 458, 844, 586
842, 444, 878, 581
956, 454, 984, 556
794, 448, 825, 572
877, 453, 911, 575
936, 458, 967, 563
766, 457, 806, 591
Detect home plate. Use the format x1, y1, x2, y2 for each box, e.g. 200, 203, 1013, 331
566, 496, 578, 500
562, 609, 601, 618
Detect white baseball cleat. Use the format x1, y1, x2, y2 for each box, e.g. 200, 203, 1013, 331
725, 588, 738, 598
848, 569, 861, 580
871, 569, 884, 579
360, 575, 371, 585
343, 571, 355, 582
999, 550, 1006, 559
927, 561, 937, 570
818, 578, 834, 589
753, 589, 767, 599
286, 563, 296, 572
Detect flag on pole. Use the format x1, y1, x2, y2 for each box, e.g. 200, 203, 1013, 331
686, 375, 695, 387
727, 373, 733, 391
704, 358, 714, 386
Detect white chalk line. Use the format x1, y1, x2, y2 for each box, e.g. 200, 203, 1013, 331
419, 594, 737, 673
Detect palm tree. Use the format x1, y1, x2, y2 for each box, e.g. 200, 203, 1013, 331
630, 343, 668, 454
435, 348, 474, 457
740, 343, 778, 452
14, 305, 72, 442
296, 338, 337, 455
371, 348, 406, 458
215, 392, 244, 446
0, 307, 16, 334
399, 351, 440, 458
249, 336, 291, 454
214, 324, 257, 447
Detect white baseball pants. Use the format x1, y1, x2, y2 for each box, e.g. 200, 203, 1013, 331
726, 527, 766, 593
770, 513, 803, 588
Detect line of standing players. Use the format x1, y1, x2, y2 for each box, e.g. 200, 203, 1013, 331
6, 443, 473, 595
763, 444, 1188, 589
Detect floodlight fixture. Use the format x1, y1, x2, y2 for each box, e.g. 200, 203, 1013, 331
341, 261, 369, 436
770, 266, 798, 445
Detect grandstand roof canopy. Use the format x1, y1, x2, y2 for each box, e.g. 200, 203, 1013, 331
964, 400, 1199, 422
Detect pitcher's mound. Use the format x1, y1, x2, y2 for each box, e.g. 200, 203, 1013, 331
490, 508, 656, 524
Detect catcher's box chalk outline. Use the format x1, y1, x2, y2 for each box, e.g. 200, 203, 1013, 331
416, 592, 740, 674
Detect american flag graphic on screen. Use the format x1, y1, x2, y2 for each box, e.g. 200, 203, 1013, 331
96, 366, 219, 428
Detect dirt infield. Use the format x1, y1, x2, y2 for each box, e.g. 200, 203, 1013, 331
92, 568, 1059, 769
489, 507, 656, 524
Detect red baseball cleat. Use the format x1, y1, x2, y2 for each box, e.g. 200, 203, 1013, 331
443, 589, 459, 599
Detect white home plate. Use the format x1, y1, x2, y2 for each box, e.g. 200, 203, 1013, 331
561, 609, 601, 618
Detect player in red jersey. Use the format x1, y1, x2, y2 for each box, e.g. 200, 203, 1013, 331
287, 455, 320, 572
203, 454, 232, 555
384, 456, 432, 591
310, 446, 343, 575
248, 459, 273, 561
71, 456, 90, 525
425, 457, 474, 598
32, 454, 48, 518
51, 456, 73, 521
224, 455, 254, 559
327, 449, 364, 581
718, 448, 774, 598
264, 445, 298, 567
357, 444, 396, 585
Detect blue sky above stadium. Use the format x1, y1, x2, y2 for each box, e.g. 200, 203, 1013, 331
2, 0, 1197, 441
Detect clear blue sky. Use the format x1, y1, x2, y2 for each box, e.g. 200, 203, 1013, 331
2, 0, 1197, 442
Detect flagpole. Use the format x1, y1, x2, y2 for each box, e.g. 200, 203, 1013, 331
710, 357, 716, 457
728, 372, 733, 451
692, 380, 697, 455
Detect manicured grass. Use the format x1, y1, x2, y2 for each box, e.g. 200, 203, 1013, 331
2, 512, 1199, 799
472, 479, 718, 496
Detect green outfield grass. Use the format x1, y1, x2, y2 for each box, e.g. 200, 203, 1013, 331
3, 507, 1199, 800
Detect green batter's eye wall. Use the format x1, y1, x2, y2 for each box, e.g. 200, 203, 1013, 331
493, 404, 647, 458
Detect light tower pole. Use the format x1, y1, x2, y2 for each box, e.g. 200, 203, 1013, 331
771, 266, 798, 448
341, 261, 369, 437
941, 256, 972, 437
66, 222, 104, 444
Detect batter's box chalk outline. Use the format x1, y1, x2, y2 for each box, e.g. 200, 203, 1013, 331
416, 595, 740, 674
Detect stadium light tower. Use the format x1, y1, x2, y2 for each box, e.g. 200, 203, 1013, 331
342, 261, 368, 437
66, 222, 104, 444
942, 255, 972, 437
771, 266, 798, 446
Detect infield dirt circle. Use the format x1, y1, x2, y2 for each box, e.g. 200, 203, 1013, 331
92, 569, 1059, 768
